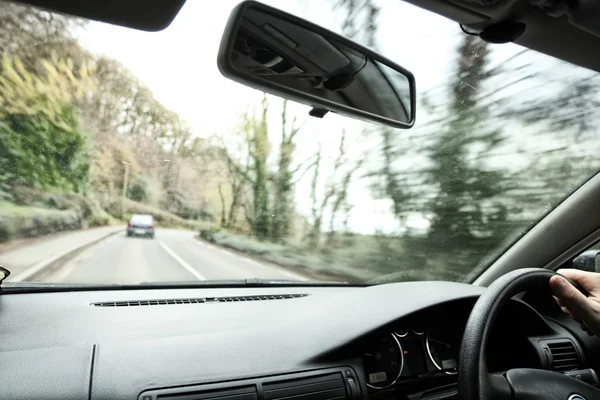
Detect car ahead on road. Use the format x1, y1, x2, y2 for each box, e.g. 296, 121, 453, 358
126, 214, 155, 239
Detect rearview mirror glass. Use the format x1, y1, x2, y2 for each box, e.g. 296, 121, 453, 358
218, 0, 416, 129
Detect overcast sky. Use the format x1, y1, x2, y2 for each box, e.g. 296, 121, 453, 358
76, 0, 579, 234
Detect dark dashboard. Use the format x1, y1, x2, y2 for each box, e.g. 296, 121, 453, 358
0, 281, 598, 400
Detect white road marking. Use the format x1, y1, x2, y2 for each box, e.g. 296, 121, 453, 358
158, 240, 206, 280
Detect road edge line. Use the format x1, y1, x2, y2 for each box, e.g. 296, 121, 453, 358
9, 228, 122, 282
158, 240, 206, 280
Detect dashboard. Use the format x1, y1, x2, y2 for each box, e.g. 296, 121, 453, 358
0, 281, 598, 400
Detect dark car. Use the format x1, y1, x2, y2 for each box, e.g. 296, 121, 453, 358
126, 214, 155, 238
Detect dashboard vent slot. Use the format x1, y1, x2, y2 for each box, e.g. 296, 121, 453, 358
262, 372, 347, 400
547, 340, 579, 372
157, 385, 257, 400
91, 294, 308, 307
139, 368, 359, 400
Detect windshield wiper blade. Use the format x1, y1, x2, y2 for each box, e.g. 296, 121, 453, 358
138, 278, 357, 287
0, 281, 123, 293
0, 279, 359, 294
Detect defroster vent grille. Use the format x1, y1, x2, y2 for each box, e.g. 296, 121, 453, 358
92, 294, 308, 307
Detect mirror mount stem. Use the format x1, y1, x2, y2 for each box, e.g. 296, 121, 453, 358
309, 108, 329, 118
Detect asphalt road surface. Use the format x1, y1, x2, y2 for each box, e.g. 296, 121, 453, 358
37, 229, 306, 284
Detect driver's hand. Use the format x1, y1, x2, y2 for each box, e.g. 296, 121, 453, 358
550, 269, 600, 337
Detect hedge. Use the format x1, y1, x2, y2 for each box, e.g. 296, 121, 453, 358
0, 187, 116, 242
0, 204, 83, 242
197, 228, 378, 282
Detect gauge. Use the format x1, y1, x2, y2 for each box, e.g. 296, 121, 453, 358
395, 327, 408, 337
412, 326, 425, 335
362, 334, 404, 389
425, 321, 463, 374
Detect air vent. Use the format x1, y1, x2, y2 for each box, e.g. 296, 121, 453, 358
139, 368, 359, 400
92, 294, 308, 307
157, 385, 257, 400
547, 340, 580, 372
263, 372, 357, 400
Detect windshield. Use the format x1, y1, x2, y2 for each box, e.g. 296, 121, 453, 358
0, 0, 597, 286
130, 215, 153, 225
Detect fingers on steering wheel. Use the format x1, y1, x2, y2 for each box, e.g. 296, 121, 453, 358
553, 295, 565, 307
581, 322, 593, 335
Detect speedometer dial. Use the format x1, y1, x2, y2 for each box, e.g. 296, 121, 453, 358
425, 321, 463, 374
362, 334, 404, 389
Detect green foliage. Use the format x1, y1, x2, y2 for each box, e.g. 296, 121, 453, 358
0, 55, 92, 195
199, 225, 221, 242
243, 95, 271, 239
0, 108, 90, 193
90, 139, 139, 198
271, 99, 301, 241
8, 186, 113, 228
0, 202, 82, 242
127, 176, 148, 202
424, 36, 512, 276
0, 54, 95, 128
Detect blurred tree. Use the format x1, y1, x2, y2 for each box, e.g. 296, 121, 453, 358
306, 130, 353, 248
0, 1, 87, 69
271, 99, 303, 241
425, 35, 512, 276
335, 0, 379, 47
240, 95, 271, 239
0, 55, 93, 193
127, 176, 149, 203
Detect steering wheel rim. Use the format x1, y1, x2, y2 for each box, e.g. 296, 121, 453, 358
458, 267, 600, 400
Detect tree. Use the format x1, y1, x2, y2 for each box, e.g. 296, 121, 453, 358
243, 95, 271, 239
271, 100, 303, 241
128, 176, 149, 203
335, 0, 379, 47
0, 2, 87, 68
0, 55, 93, 193
424, 35, 511, 276
306, 130, 355, 248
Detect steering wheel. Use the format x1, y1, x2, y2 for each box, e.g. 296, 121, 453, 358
458, 267, 599, 400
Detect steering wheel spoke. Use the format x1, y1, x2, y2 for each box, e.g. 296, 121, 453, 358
505, 368, 600, 400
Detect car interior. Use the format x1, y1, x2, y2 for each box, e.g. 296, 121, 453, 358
3, 0, 600, 400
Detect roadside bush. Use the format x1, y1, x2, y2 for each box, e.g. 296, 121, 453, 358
199, 225, 221, 243
197, 229, 378, 282
10, 186, 110, 226
0, 204, 82, 242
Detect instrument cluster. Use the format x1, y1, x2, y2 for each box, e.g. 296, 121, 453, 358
362, 320, 464, 389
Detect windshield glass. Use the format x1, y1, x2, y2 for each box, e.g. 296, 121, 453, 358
130, 215, 153, 225
0, 0, 597, 285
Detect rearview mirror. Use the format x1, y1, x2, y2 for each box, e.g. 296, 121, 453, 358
572, 250, 600, 273
218, 1, 416, 129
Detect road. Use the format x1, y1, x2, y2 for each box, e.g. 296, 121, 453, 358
30, 229, 307, 284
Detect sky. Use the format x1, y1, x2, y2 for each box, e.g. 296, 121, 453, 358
74, 0, 584, 235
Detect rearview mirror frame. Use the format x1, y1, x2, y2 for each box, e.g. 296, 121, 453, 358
572, 250, 600, 273
217, 0, 416, 129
